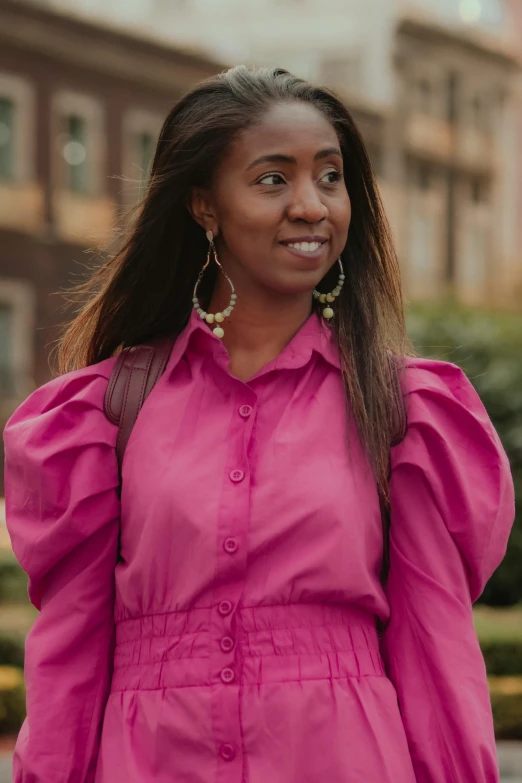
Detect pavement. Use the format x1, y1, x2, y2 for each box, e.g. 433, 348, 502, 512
0, 757, 9, 781
0, 744, 520, 782
498, 740, 522, 780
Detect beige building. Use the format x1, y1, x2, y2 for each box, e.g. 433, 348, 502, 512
506, 0, 522, 289
389, 11, 520, 307
28, 0, 522, 308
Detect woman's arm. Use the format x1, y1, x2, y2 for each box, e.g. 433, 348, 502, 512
4, 366, 120, 783
380, 359, 515, 783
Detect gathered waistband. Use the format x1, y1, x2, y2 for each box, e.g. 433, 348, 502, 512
111, 603, 385, 693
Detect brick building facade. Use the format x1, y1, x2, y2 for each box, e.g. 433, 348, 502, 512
0, 0, 224, 493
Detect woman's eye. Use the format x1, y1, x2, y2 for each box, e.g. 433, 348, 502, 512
256, 170, 341, 186
321, 170, 342, 184
257, 173, 286, 186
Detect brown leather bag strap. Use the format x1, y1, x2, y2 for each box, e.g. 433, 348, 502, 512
104, 334, 176, 479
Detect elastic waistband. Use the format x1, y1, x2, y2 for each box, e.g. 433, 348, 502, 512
111, 603, 385, 693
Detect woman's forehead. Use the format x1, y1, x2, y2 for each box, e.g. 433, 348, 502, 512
229, 103, 340, 164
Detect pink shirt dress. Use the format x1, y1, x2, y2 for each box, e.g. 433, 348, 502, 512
3, 307, 515, 782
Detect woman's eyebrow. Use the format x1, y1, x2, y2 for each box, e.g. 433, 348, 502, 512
247, 147, 342, 170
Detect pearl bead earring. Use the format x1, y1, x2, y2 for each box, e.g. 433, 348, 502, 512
192, 230, 236, 339
313, 257, 345, 320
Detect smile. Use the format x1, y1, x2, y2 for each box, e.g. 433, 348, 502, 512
287, 241, 322, 252
280, 237, 329, 260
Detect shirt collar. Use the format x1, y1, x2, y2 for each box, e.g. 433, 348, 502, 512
165, 306, 341, 380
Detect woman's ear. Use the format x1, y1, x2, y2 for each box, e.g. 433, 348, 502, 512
187, 188, 219, 237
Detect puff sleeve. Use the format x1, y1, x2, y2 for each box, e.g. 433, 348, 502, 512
3, 362, 120, 783
380, 359, 516, 782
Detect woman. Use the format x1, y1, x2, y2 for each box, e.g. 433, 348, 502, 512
4, 66, 514, 782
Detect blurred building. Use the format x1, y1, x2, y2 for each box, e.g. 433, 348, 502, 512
26, 0, 522, 311
0, 0, 223, 493
506, 0, 522, 290
0, 0, 521, 489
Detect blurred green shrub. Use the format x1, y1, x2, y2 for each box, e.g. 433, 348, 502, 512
488, 676, 522, 740
0, 666, 25, 735
407, 302, 522, 606
0, 632, 25, 669
481, 639, 522, 676
0, 555, 28, 604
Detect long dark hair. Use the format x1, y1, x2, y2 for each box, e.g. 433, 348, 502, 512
57, 65, 413, 496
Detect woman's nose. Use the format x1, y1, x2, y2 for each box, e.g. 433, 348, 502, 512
287, 184, 328, 224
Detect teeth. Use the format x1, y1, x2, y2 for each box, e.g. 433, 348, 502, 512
287, 242, 321, 252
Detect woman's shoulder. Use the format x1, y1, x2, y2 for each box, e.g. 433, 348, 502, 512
4, 354, 119, 443
396, 354, 507, 467
400, 355, 474, 400
3, 357, 121, 609
397, 354, 495, 429
391, 357, 514, 600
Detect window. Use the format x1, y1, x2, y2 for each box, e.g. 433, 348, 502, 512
409, 210, 437, 279
413, 73, 447, 118
123, 109, 163, 204
54, 91, 105, 196
417, 79, 433, 115
469, 93, 490, 134
407, 161, 442, 296
64, 114, 89, 193
134, 130, 155, 195
446, 72, 460, 125
0, 73, 35, 184
417, 163, 433, 191
0, 279, 35, 404
0, 301, 14, 398
460, 222, 488, 289
0, 97, 14, 181
470, 177, 488, 204
471, 95, 482, 129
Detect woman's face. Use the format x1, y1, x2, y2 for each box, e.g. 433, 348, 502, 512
191, 101, 351, 298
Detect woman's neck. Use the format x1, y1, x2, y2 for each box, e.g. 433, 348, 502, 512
208, 286, 313, 382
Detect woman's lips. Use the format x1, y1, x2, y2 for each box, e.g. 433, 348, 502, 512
279, 239, 329, 260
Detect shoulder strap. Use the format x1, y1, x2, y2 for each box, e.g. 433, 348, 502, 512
104, 335, 406, 632
104, 338, 408, 492
104, 334, 176, 479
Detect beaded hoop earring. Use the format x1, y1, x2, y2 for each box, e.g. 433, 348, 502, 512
192, 230, 236, 339
313, 257, 345, 320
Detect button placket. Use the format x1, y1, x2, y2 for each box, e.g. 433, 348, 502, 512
220, 636, 236, 653
218, 599, 233, 617
229, 468, 245, 483
220, 742, 236, 761
220, 666, 235, 684
210, 391, 256, 772
223, 536, 239, 554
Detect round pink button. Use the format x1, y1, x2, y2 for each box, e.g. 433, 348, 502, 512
218, 600, 233, 616
224, 537, 239, 554
220, 636, 235, 653
221, 667, 235, 684
229, 469, 245, 483
220, 743, 236, 761
239, 405, 252, 418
